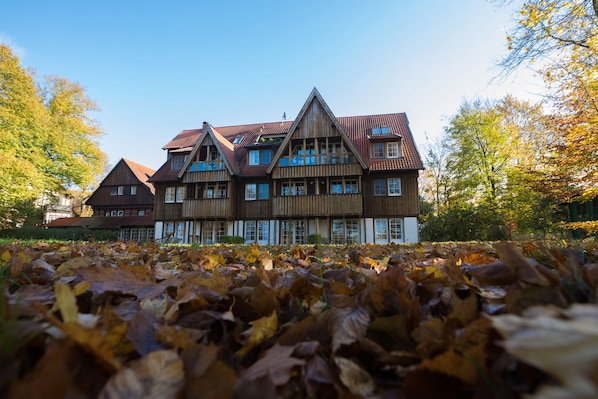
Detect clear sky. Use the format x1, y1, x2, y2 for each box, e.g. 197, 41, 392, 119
1, 0, 544, 172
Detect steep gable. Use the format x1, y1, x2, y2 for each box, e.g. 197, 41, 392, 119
87, 158, 155, 206
266, 87, 367, 174
178, 122, 237, 178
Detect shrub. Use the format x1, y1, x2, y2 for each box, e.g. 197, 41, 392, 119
307, 234, 321, 244
222, 235, 245, 244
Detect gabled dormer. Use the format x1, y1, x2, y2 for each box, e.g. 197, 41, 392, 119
178, 122, 237, 183
367, 126, 403, 159
267, 88, 368, 178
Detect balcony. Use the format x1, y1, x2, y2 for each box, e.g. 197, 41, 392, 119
182, 198, 234, 218
272, 193, 362, 217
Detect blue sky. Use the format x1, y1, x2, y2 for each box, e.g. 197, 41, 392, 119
1, 1, 543, 172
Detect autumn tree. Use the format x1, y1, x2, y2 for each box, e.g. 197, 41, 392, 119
494, 0, 598, 233
421, 96, 564, 240
0, 44, 106, 228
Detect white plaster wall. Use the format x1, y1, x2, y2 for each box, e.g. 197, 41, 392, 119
404, 217, 419, 243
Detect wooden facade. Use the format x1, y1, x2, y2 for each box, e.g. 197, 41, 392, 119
150, 88, 424, 244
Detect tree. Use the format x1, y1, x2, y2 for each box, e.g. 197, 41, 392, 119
0, 44, 106, 228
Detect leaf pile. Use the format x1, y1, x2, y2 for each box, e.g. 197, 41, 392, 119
2, 240, 598, 398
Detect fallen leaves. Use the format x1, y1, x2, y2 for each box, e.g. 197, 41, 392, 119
2, 239, 598, 398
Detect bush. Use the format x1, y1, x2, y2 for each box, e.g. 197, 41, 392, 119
307, 234, 321, 244
222, 235, 245, 244
0, 226, 117, 242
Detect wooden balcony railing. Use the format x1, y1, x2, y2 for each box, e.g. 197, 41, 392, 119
182, 198, 234, 218
272, 194, 362, 217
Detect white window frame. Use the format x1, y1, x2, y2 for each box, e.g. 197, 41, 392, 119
386, 142, 399, 158
387, 178, 402, 196
117, 185, 124, 196
245, 221, 257, 242
130, 185, 137, 195
245, 184, 257, 201
175, 186, 185, 203
389, 218, 403, 241
165, 187, 176, 203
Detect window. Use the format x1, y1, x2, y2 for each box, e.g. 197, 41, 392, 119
374, 179, 386, 196
248, 151, 260, 166
331, 219, 359, 244
258, 184, 269, 199
375, 219, 388, 242
130, 185, 137, 195
261, 149, 272, 165
245, 221, 256, 242
204, 183, 227, 199
281, 220, 305, 245
245, 184, 257, 201
117, 186, 124, 196
372, 143, 385, 158
281, 181, 305, 196
105, 211, 110, 217
257, 221, 269, 243
171, 155, 185, 171
390, 218, 403, 240
165, 186, 185, 203
165, 187, 176, 203
372, 127, 391, 135
388, 178, 402, 196
117, 210, 124, 216
331, 179, 358, 194
387, 142, 399, 158
111, 210, 117, 217
111, 187, 117, 196
202, 221, 225, 244
232, 136, 243, 144
138, 210, 146, 216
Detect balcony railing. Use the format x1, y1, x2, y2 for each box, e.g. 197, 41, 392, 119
182, 198, 233, 218
188, 160, 225, 172
272, 193, 362, 217
278, 154, 356, 167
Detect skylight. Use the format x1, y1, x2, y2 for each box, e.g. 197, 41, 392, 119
232, 136, 243, 144
372, 127, 391, 135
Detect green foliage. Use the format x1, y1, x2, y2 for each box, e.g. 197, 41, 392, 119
421, 203, 508, 242
0, 226, 117, 241
307, 234, 322, 244
0, 44, 107, 229
222, 235, 245, 244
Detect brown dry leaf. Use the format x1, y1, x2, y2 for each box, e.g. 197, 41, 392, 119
328, 306, 370, 351
53, 281, 79, 324
418, 345, 485, 385
334, 356, 375, 397
127, 309, 162, 356
492, 304, 598, 398
164, 286, 209, 323
240, 344, 305, 386
237, 310, 278, 357
495, 241, 550, 286
56, 321, 122, 372
7, 339, 110, 399
183, 360, 238, 399
463, 261, 518, 286
99, 349, 184, 399
155, 324, 205, 351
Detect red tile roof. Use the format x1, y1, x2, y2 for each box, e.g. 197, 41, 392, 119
123, 158, 156, 194
153, 111, 422, 182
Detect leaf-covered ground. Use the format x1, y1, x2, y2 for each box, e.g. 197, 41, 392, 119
2, 240, 598, 398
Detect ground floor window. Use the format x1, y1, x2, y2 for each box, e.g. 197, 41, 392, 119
120, 227, 154, 242
163, 221, 184, 242
202, 221, 225, 244
331, 219, 359, 244
244, 220, 269, 244
281, 220, 305, 245
374, 218, 403, 243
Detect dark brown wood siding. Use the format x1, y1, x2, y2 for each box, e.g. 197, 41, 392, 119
153, 183, 183, 220
182, 170, 231, 183
272, 163, 362, 179
363, 170, 420, 217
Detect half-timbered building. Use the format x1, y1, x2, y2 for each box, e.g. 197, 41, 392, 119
150, 88, 423, 244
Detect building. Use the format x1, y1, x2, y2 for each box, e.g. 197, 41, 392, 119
150, 88, 423, 244
48, 158, 156, 241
